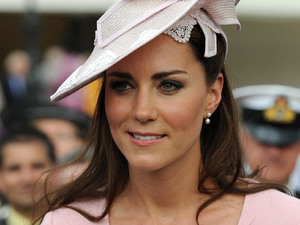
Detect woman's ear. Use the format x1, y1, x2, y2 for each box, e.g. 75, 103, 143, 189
205, 73, 223, 114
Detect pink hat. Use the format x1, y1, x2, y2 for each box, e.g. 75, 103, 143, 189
51, 0, 240, 101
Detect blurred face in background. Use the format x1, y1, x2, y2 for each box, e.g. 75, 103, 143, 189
4, 50, 31, 78
32, 118, 84, 161
0, 140, 54, 211
242, 130, 300, 185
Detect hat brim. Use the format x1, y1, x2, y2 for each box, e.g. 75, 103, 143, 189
50, 0, 200, 101
245, 122, 300, 146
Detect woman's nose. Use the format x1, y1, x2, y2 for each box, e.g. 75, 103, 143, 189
132, 88, 158, 123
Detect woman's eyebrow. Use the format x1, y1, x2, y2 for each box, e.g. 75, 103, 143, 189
107, 72, 133, 79
151, 70, 187, 79
107, 70, 187, 80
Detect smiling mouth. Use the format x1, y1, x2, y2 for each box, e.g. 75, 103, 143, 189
131, 133, 166, 140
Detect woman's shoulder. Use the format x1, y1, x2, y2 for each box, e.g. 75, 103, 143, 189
40, 198, 109, 225
239, 189, 300, 225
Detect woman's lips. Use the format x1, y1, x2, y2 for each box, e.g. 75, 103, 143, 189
129, 132, 167, 146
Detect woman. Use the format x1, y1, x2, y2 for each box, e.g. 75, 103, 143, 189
40, 0, 300, 224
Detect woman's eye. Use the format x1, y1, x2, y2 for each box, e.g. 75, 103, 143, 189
159, 80, 183, 93
110, 81, 133, 92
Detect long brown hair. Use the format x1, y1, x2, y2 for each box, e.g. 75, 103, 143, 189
38, 25, 288, 224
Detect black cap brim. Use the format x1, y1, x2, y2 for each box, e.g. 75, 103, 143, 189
245, 122, 300, 146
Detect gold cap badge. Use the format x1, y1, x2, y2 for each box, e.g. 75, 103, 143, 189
263, 97, 296, 123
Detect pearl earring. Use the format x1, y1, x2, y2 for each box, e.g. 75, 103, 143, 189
205, 112, 212, 125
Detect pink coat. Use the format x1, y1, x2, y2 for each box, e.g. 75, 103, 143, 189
41, 189, 300, 225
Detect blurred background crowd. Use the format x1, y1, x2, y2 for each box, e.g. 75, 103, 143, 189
0, 0, 300, 224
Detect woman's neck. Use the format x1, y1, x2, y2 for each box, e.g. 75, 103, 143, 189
120, 149, 206, 215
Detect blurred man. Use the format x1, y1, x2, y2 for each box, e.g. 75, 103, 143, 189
0, 126, 56, 225
0, 101, 91, 185
234, 84, 300, 198
1, 50, 31, 104
1, 101, 90, 163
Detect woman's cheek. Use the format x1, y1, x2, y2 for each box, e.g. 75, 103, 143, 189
161, 97, 205, 129
106, 95, 130, 126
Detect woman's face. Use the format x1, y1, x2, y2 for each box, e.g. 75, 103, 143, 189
105, 35, 222, 173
